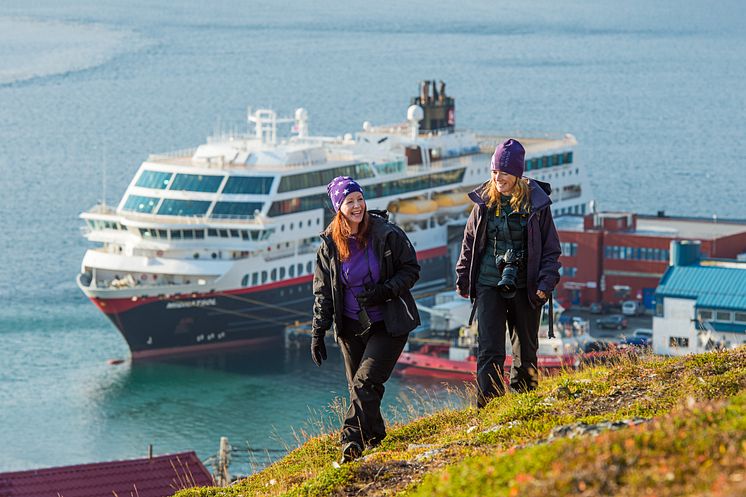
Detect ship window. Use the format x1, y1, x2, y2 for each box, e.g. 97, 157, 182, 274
734, 312, 746, 323
297, 263, 303, 275
306, 261, 313, 274
241, 230, 250, 240
149, 229, 158, 238
223, 176, 274, 194
136, 170, 172, 189
172, 230, 182, 240
366, 168, 466, 200
208, 229, 218, 237
230, 229, 240, 238
374, 160, 405, 175
289, 264, 295, 277
139, 228, 151, 238
183, 230, 194, 239
251, 273, 258, 285
698, 309, 713, 320
261, 270, 268, 283
212, 201, 263, 219
565, 151, 574, 164
271, 268, 277, 281
170, 174, 224, 192
277, 163, 375, 193
157, 199, 210, 217
195, 230, 205, 239
219, 229, 229, 238
268, 170, 466, 216
158, 229, 168, 238
241, 274, 249, 287
123, 195, 159, 214
279, 267, 286, 279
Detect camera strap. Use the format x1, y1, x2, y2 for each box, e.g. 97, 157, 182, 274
494, 205, 516, 259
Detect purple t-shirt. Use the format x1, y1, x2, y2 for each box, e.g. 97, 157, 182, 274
340, 237, 384, 322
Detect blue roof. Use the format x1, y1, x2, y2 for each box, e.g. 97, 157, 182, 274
656, 265, 746, 311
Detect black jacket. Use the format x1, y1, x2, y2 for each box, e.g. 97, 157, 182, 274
312, 210, 421, 338
455, 179, 562, 309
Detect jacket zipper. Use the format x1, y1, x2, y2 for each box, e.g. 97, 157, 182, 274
399, 296, 415, 321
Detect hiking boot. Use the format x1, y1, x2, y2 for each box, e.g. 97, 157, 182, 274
340, 441, 362, 463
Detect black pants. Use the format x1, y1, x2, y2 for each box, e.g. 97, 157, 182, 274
337, 317, 408, 447
476, 284, 541, 407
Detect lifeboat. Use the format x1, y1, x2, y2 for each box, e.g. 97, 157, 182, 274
389, 199, 438, 222
433, 192, 470, 215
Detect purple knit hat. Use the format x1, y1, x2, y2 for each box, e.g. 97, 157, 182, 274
491, 139, 525, 178
327, 176, 364, 212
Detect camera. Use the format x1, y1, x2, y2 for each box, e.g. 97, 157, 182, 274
355, 290, 372, 336
496, 248, 521, 299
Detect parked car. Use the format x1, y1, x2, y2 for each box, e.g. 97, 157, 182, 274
623, 335, 651, 348
622, 300, 644, 316
633, 328, 653, 339
595, 314, 629, 330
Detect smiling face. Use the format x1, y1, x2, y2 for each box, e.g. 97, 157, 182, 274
339, 191, 366, 228
492, 170, 517, 195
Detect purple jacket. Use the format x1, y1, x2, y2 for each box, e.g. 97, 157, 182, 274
455, 179, 562, 309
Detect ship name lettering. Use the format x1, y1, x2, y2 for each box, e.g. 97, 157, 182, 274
166, 298, 217, 310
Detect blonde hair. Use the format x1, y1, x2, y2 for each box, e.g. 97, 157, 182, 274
485, 177, 531, 215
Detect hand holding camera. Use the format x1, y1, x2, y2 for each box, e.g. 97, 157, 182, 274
496, 248, 521, 299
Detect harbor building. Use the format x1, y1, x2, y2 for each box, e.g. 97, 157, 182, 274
554, 212, 746, 310
653, 240, 746, 355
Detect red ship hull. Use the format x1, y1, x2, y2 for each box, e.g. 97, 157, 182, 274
396, 346, 575, 381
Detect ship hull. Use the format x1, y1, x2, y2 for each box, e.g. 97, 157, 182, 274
91, 248, 450, 359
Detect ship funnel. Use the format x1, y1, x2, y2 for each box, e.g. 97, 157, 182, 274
410, 80, 455, 133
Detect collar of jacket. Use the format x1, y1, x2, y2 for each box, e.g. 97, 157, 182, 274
468, 178, 553, 213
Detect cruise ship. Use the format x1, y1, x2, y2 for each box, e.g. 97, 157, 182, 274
78, 82, 591, 359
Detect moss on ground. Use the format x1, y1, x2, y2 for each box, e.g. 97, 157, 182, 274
174, 347, 746, 497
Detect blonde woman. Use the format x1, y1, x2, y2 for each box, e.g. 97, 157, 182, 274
455, 139, 561, 407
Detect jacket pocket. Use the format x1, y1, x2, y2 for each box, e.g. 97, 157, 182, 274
399, 296, 415, 321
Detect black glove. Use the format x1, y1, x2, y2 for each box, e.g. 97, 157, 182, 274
357, 283, 393, 307
311, 332, 327, 367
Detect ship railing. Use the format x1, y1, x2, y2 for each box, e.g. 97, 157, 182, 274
147, 147, 198, 161
264, 247, 297, 261
297, 243, 317, 256
121, 212, 264, 226
476, 133, 576, 153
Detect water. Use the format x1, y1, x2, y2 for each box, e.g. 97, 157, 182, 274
1, 0, 744, 472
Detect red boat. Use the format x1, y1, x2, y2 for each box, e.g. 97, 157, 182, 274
396, 343, 576, 381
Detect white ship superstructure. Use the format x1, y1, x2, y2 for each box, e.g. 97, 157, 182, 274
77, 83, 591, 358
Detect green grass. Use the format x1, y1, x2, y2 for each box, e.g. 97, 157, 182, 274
174, 347, 746, 497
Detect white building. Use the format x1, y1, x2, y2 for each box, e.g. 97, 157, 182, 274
653, 241, 746, 355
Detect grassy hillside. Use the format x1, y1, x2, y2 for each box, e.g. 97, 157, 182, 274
176, 347, 746, 497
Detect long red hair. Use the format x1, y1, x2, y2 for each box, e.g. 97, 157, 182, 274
329, 210, 370, 261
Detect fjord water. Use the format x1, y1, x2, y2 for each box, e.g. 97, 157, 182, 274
1, 0, 744, 472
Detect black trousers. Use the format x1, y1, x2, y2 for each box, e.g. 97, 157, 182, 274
475, 284, 541, 407
337, 317, 408, 447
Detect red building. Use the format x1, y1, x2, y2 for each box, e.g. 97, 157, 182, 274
554, 212, 746, 310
